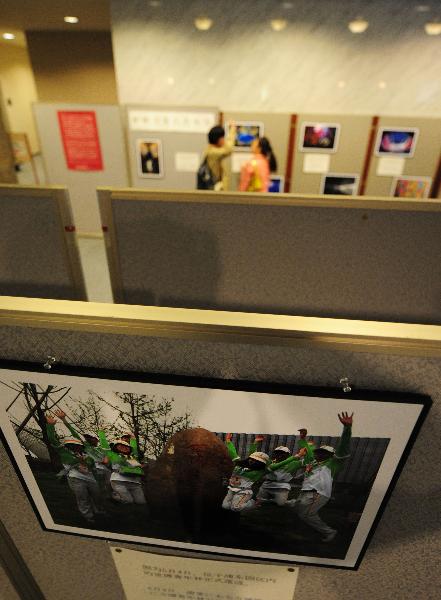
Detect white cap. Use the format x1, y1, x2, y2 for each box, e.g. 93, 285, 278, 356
111, 439, 131, 448
274, 446, 290, 453
249, 451, 270, 465
319, 445, 335, 453
63, 438, 84, 447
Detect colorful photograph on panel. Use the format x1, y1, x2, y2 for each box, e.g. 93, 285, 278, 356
136, 139, 164, 178
228, 121, 264, 150
321, 174, 359, 196
57, 111, 103, 171
391, 176, 432, 199
375, 128, 418, 157
300, 123, 340, 152
268, 176, 285, 193
0, 366, 428, 568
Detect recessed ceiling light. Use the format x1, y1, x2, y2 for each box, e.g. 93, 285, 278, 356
348, 18, 369, 33
2, 32, 15, 40
424, 21, 441, 35
167, 76, 175, 85
282, 1, 294, 8
337, 80, 346, 88
378, 81, 387, 89
208, 77, 215, 85
149, 0, 162, 6
194, 17, 213, 31
415, 5, 431, 12
64, 16, 79, 24
270, 19, 287, 32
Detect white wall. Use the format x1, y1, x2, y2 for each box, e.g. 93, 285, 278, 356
111, 0, 441, 116
0, 43, 39, 153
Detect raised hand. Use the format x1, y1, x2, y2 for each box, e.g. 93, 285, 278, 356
298, 428, 307, 439
338, 412, 354, 426
254, 435, 265, 443
225, 433, 233, 442
295, 447, 308, 458
54, 409, 66, 420
45, 414, 57, 425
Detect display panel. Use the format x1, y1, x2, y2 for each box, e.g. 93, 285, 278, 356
391, 176, 432, 199
0, 361, 430, 569
136, 138, 164, 178
299, 122, 340, 153
321, 174, 359, 196
375, 128, 419, 158
227, 121, 264, 151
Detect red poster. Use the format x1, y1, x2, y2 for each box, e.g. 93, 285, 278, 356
58, 110, 103, 171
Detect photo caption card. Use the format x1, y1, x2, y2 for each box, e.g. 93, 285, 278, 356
110, 547, 299, 600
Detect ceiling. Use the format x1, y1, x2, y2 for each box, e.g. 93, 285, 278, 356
0, 0, 110, 47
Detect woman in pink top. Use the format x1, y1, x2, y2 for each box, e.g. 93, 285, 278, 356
239, 137, 278, 192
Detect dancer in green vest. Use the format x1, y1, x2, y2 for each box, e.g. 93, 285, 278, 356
290, 412, 353, 542
45, 414, 103, 524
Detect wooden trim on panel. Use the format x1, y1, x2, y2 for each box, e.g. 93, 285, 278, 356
284, 114, 297, 193
0, 297, 441, 358
97, 189, 124, 303
359, 115, 379, 196
54, 188, 88, 301
97, 186, 441, 212
430, 152, 441, 199
0, 183, 66, 196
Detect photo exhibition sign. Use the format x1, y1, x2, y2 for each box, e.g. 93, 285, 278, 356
57, 111, 104, 171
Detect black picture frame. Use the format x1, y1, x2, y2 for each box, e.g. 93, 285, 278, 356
0, 359, 431, 570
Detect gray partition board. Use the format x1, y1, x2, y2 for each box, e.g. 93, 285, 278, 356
0, 297, 439, 600
33, 103, 129, 234
98, 188, 441, 324
0, 185, 86, 300
125, 104, 219, 190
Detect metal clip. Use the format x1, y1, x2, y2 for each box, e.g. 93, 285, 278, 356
43, 356, 57, 371
339, 377, 352, 393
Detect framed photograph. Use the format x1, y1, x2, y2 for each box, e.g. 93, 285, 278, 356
268, 175, 285, 193
391, 176, 432, 199
375, 127, 419, 158
299, 122, 340, 153
136, 138, 164, 178
321, 173, 359, 196
227, 121, 264, 151
0, 361, 430, 569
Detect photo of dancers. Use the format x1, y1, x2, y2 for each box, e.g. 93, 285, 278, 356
0, 365, 429, 568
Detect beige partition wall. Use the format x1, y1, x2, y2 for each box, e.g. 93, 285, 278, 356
0, 185, 86, 300
0, 297, 440, 599
222, 111, 291, 191
364, 116, 441, 198
99, 188, 441, 324
289, 114, 372, 194
33, 103, 129, 233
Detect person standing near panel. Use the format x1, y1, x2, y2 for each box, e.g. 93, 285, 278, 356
239, 137, 277, 192
200, 124, 236, 191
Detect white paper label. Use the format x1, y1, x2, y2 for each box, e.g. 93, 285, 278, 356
303, 153, 331, 174
175, 152, 200, 172
232, 152, 253, 173
111, 547, 299, 600
376, 156, 405, 177
129, 110, 216, 133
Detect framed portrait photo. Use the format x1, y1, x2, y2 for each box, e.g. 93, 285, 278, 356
391, 176, 432, 199
375, 127, 419, 158
227, 121, 264, 151
321, 173, 359, 196
0, 360, 430, 569
136, 138, 164, 178
268, 175, 285, 193
299, 122, 340, 153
